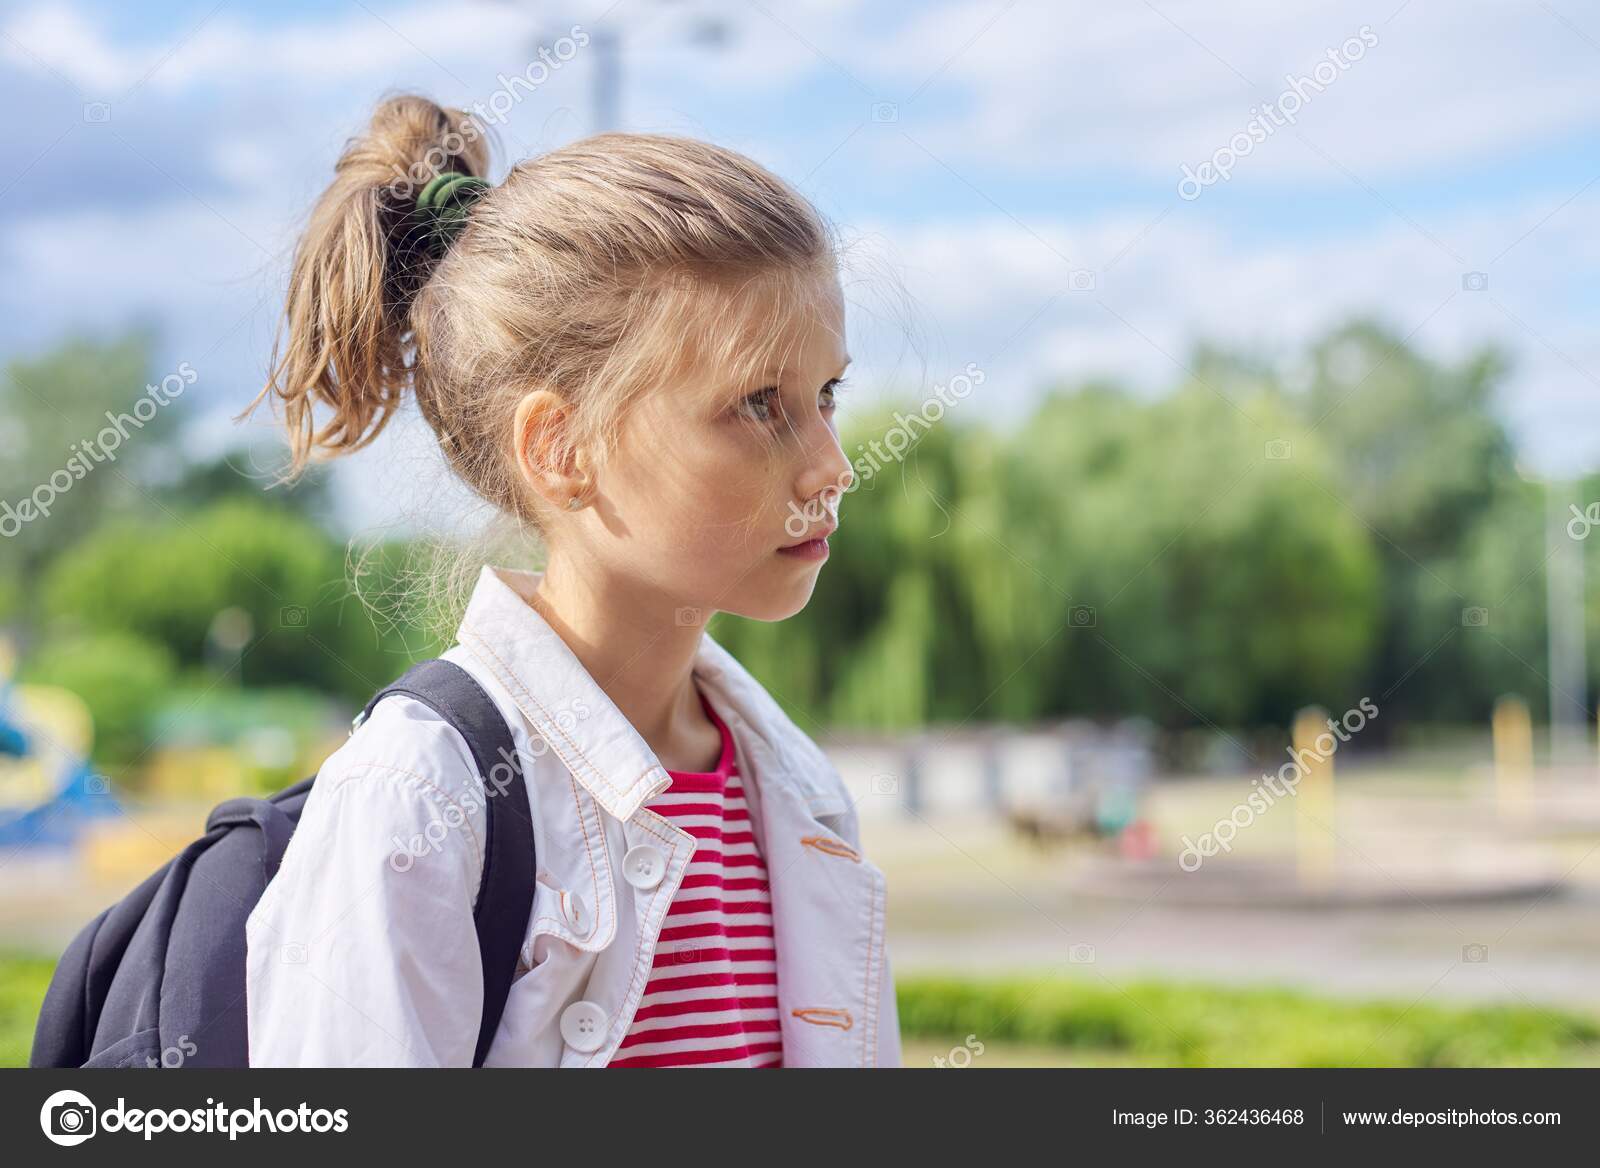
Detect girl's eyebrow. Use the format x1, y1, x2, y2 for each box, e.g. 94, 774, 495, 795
756, 355, 854, 380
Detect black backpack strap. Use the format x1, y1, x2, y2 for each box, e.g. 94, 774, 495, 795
357, 659, 535, 1068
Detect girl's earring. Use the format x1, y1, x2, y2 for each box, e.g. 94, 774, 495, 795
566, 495, 583, 511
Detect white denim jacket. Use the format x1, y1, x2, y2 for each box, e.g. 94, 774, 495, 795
245, 565, 900, 1067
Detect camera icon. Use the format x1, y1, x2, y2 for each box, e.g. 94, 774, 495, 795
673, 941, 704, 965
869, 772, 899, 796
870, 101, 898, 123
1068, 943, 1096, 964
82, 102, 111, 123
52, 1101, 94, 1135
280, 941, 307, 964
1461, 606, 1489, 627
675, 606, 702, 627
1069, 605, 1096, 628
1461, 271, 1489, 292
1265, 439, 1292, 460
41, 1091, 97, 1145
84, 774, 111, 796
1068, 268, 1097, 292
1462, 942, 1489, 963
280, 605, 308, 628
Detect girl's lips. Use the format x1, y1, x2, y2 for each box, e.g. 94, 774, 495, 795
776, 536, 830, 561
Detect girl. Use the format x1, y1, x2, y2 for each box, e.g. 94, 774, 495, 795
240, 95, 900, 1067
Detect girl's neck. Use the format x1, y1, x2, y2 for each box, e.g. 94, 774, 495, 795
528, 557, 716, 771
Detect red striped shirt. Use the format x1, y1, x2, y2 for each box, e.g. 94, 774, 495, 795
608, 694, 782, 1068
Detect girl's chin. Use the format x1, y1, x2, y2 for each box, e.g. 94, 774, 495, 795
721, 578, 821, 624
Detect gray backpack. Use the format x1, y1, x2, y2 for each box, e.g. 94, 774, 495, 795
30, 659, 535, 1068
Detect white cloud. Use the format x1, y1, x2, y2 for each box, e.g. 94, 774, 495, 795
849, 192, 1600, 473
2, 1, 536, 94
3, 4, 138, 92
11, 0, 1596, 185
854, 0, 1600, 184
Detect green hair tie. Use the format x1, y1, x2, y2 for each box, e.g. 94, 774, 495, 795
413, 171, 490, 255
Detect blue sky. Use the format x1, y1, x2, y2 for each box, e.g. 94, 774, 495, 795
3, 0, 1597, 527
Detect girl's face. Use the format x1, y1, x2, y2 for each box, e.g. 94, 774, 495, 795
579, 274, 855, 624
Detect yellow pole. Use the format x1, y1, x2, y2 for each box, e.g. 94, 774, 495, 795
1492, 695, 1534, 821
1293, 706, 1336, 888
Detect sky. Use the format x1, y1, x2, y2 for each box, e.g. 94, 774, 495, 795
2, 0, 1597, 529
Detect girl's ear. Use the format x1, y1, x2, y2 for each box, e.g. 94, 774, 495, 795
513, 387, 588, 507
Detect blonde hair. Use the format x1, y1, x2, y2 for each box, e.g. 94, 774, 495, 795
239, 94, 860, 645
244, 93, 843, 531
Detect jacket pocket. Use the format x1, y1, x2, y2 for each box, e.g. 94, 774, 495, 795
520, 870, 611, 970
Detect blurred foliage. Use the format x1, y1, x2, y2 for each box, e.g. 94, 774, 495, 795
714, 319, 1600, 733
19, 631, 177, 767
0, 334, 174, 591
4, 320, 1598, 763
896, 974, 1600, 1067
168, 445, 337, 523
38, 499, 440, 711
15, 480, 438, 764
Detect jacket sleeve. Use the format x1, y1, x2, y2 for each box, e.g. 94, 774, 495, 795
245, 702, 488, 1067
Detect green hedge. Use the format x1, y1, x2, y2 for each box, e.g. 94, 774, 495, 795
5, 957, 1597, 1067
895, 974, 1600, 1067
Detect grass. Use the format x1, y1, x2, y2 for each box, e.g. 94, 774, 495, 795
895, 973, 1600, 1067
0, 953, 56, 1068
5, 954, 1598, 1067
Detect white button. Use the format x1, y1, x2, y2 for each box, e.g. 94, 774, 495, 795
560, 1000, 607, 1052
623, 845, 666, 890
561, 890, 588, 931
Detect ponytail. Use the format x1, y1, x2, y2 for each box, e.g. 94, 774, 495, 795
241, 94, 490, 481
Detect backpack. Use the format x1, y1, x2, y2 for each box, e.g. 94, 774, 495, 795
29, 658, 535, 1068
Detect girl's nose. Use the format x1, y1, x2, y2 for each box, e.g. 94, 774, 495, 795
796, 423, 854, 513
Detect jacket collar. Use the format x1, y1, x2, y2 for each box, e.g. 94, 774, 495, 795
456, 565, 844, 822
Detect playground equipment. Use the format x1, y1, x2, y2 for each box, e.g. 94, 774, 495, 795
1003, 718, 1157, 856
1067, 699, 1568, 908
0, 638, 122, 849
1293, 706, 1336, 889
1492, 694, 1535, 822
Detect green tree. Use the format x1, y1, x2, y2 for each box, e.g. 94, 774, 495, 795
40, 499, 435, 705
0, 333, 178, 595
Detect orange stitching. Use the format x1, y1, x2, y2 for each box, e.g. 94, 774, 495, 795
523, 773, 608, 953
861, 863, 872, 1065
464, 632, 659, 811
463, 632, 610, 787
466, 634, 604, 781
801, 834, 860, 861
574, 773, 610, 943
792, 1007, 853, 1031
864, 866, 883, 1066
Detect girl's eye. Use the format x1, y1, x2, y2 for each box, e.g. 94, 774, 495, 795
737, 387, 780, 423
735, 377, 848, 424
